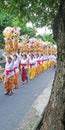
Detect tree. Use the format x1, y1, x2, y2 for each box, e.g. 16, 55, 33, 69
40, 1, 65, 129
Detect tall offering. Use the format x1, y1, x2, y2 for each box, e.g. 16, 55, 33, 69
3, 27, 13, 54
20, 35, 28, 53
12, 27, 20, 53
3, 27, 20, 55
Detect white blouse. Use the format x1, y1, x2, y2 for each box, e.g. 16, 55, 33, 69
4, 61, 14, 78
21, 58, 28, 69
14, 59, 19, 73
29, 58, 36, 68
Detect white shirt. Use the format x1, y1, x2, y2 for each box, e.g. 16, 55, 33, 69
4, 61, 14, 78
43, 54, 49, 61
14, 59, 19, 73
21, 58, 28, 69
48, 54, 56, 62
16, 53, 21, 63
35, 56, 40, 67
29, 58, 36, 68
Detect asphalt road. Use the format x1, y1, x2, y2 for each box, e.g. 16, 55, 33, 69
0, 67, 55, 130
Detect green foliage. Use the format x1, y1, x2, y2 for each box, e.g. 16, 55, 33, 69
0, 10, 13, 28
20, 23, 36, 38
2, 0, 60, 27
36, 34, 56, 44
0, 34, 4, 48
0, 10, 14, 48
26, 27, 36, 38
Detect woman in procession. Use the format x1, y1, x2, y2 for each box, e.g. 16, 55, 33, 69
20, 53, 29, 85
29, 53, 36, 80
42, 53, 48, 71
35, 53, 41, 75
3, 55, 15, 95
13, 53, 20, 89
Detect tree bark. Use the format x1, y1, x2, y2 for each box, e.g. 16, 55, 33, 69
40, 0, 65, 130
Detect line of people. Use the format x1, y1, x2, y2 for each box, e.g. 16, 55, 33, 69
3, 52, 57, 95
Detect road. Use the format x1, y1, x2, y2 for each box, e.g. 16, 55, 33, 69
0, 67, 55, 130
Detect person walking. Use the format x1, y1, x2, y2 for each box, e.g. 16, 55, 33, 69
3, 55, 14, 95
20, 53, 28, 85
13, 53, 19, 89
29, 53, 36, 80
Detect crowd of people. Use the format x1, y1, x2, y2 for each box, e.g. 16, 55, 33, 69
2, 52, 57, 96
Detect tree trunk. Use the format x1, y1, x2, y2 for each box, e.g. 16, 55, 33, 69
40, 0, 65, 130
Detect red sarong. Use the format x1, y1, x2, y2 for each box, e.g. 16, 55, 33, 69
21, 66, 28, 82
